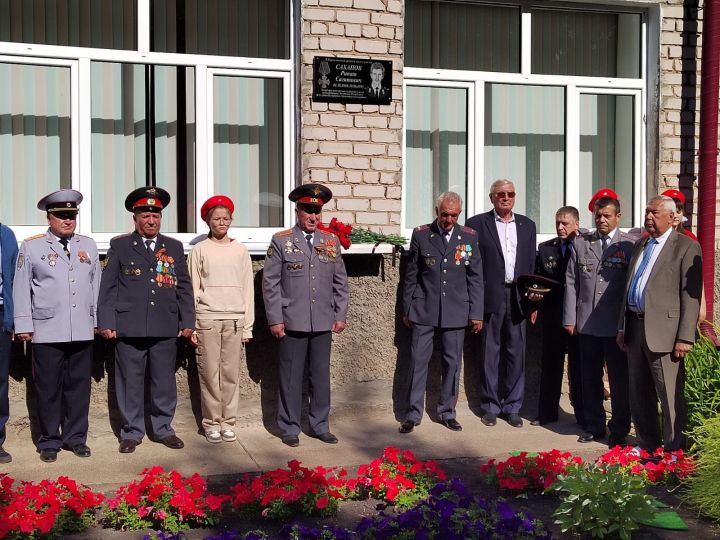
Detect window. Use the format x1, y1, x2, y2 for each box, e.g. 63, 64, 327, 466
404, 1, 646, 237
0, 1, 294, 248
0, 61, 72, 226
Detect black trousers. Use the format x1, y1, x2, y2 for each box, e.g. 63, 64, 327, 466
277, 330, 332, 437
32, 340, 93, 450
115, 338, 178, 441
578, 334, 631, 438
536, 316, 583, 425
0, 307, 11, 447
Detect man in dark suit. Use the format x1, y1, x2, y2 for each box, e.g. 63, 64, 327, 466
531, 206, 583, 427
618, 195, 702, 451
0, 221, 18, 464
263, 183, 349, 447
98, 187, 195, 454
399, 192, 484, 434
466, 179, 537, 428
564, 191, 634, 447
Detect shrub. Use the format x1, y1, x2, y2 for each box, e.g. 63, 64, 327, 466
682, 414, 720, 522
0, 475, 104, 539
350, 446, 446, 510
479, 450, 583, 493
684, 326, 720, 448
104, 466, 229, 534
229, 460, 346, 520
551, 465, 656, 539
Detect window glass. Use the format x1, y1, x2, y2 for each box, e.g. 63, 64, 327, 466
152, 0, 290, 59
405, 0, 520, 73
213, 75, 284, 227
532, 9, 641, 78
580, 94, 635, 227
484, 84, 565, 234
91, 63, 196, 233
0, 62, 71, 225
0, 0, 136, 50
405, 85, 468, 226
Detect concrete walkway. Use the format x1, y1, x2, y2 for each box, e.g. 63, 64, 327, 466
2, 379, 613, 492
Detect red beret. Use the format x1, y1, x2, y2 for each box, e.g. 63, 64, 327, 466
201, 195, 235, 221
661, 189, 686, 205
588, 188, 619, 212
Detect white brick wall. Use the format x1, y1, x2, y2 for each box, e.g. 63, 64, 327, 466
302, 0, 403, 233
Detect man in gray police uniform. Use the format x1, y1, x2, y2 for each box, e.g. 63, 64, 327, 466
98, 187, 194, 454
263, 183, 349, 447
13, 189, 100, 463
399, 191, 483, 434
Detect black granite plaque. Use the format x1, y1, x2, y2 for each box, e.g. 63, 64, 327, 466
312, 57, 392, 105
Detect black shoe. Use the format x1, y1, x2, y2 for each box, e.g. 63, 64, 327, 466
39, 448, 58, 463
607, 434, 627, 448
312, 432, 338, 444
505, 413, 523, 428
531, 417, 556, 426
282, 434, 300, 447
70, 444, 91, 458
578, 432, 604, 443
119, 439, 141, 453
440, 418, 463, 431
0, 446, 11, 464
399, 421, 417, 434
481, 412, 497, 426
157, 435, 184, 449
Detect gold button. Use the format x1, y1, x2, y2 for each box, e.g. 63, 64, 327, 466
72, 303, 76, 307
150, 301, 155, 306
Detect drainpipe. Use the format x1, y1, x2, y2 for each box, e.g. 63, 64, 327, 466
697, 0, 719, 329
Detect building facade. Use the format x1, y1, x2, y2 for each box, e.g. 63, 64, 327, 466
2, 0, 718, 402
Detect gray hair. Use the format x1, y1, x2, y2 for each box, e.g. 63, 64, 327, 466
649, 195, 676, 214
489, 179, 514, 194
436, 191, 463, 208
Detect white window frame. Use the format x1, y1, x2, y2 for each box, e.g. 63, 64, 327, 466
402, 2, 648, 243
0, 0, 295, 252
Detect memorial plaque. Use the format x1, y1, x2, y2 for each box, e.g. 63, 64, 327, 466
312, 57, 392, 105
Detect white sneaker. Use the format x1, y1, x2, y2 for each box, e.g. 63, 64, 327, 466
221, 429, 237, 442
206, 431, 222, 444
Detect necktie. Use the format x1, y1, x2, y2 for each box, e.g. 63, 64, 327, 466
145, 239, 154, 256
306, 234, 313, 252
59, 238, 70, 259
442, 232, 449, 246
628, 238, 658, 308
601, 236, 608, 251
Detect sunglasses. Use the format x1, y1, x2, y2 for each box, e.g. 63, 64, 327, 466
298, 204, 323, 215
494, 191, 516, 199
51, 212, 78, 220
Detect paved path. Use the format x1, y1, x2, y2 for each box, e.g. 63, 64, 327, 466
2, 380, 613, 492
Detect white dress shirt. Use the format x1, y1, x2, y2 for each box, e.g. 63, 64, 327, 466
629, 227, 673, 312
494, 210, 517, 283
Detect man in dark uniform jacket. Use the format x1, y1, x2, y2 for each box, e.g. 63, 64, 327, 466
465, 179, 538, 428
399, 192, 483, 434
263, 183, 349, 447
98, 187, 195, 453
532, 206, 584, 427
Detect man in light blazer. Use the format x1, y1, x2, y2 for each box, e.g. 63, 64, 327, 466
400, 192, 483, 434
466, 179, 537, 428
617, 195, 702, 452
564, 190, 634, 447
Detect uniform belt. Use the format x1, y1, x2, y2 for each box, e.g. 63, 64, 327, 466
626, 311, 644, 319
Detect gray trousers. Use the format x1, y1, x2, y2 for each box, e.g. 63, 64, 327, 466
626, 316, 687, 451
277, 330, 332, 437
115, 338, 178, 441
405, 324, 464, 423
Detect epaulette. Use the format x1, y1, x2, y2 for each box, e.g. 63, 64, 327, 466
319, 229, 337, 238
111, 233, 131, 241
275, 229, 293, 237
24, 233, 45, 241
459, 225, 477, 235
580, 231, 594, 241
415, 224, 429, 231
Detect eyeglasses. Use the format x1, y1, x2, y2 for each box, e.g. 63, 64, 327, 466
494, 191, 516, 199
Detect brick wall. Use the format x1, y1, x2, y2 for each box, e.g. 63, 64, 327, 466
659, 0, 720, 245
302, 0, 404, 233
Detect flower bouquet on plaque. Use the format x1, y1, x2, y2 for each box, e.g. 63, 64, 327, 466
318, 218, 353, 249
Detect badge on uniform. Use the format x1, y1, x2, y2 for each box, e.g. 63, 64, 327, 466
603, 249, 628, 269
424, 256, 437, 267
266, 247, 274, 258
284, 240, 295, 254
454, 244, 472, 266
78, 250, 91, 264
16, 254, 24, 270
315, 239, 337, 262
544, 255, 557, 271
155, 249, 177, 288
286, 262, 304, 271
579, 262, 594, 273
48, 253, 59, 267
